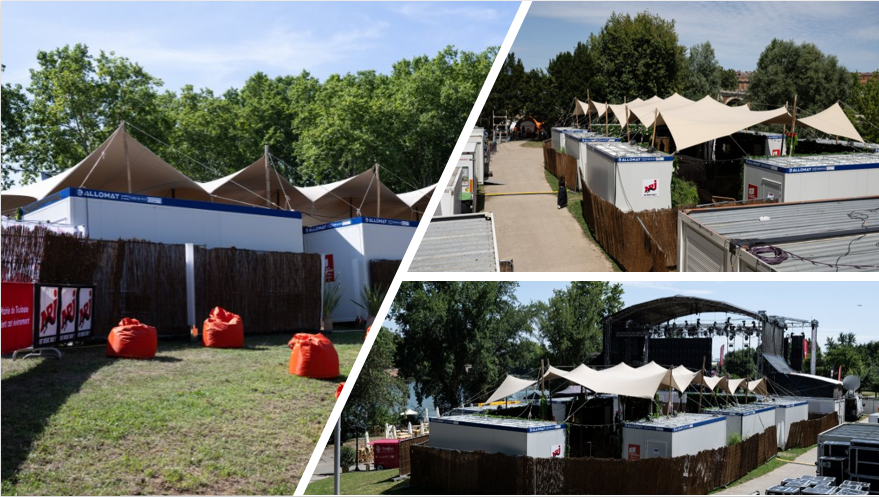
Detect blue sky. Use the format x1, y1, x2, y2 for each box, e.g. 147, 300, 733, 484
515, 2, 879, 73
1, 2, 519, 93
516, 281, 879, 363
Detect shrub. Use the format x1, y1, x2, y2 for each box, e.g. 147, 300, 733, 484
340, 446, 356, 468
727, 433, 742, 446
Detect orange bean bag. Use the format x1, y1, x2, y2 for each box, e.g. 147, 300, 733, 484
202, 306, 244, 348
288, 333, 339, 378
106, 317, 157, 359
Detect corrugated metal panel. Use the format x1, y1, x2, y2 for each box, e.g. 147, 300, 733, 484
687, 197, 879, 240
747, 153, 879, 170
410, 214, 498, 272
754, 232, 879, 272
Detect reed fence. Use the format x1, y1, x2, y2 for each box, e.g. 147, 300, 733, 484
368, 259, 402, 293
786, 412, 839, 450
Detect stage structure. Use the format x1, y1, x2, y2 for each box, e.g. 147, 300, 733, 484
599, 296, 840, 398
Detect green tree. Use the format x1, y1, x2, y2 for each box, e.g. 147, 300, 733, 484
747, 39, 852, 115
685, 42, 722, 99
723, 347, 759, 379
8, 44, 168, 184
535, 282, 624, 367
825, 332, 864, 379
589, 11, 688, 102
849, 71, 879, 144
342, 327, 407, 438
1, 65, 30, 189
721, 68, 739, 91
389, 281, 533, 412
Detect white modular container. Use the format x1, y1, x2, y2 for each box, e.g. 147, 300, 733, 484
622, 414, 727, 460
551, 127, 577, 151
869, 413, 878, 424
435, 166, 464, 217
549, 397, 576, 423
21, 187, 304, 252
805, 397, 846, 424
461, 140, 483, 190
743, 153, 879, 203
585, 142, 674, 212
561, 130, 621, 188
469, 127, 489, 182
677, 197, 879, 272
754, 399, 809, 448
429, 415, 566, 458
303, 216, 417, 322
458, 146, 476, 208
704, 405, 776, 441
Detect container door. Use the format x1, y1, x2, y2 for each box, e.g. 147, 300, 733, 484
646, 440, 668, 459
761, 178, 782, 202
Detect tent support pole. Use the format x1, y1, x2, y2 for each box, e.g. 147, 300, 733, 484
651, 109, 658, 148
698, 356, 705, 414
789, 94, 798, 157
376, 164, 380, 218
666, 367, 673, 415
605, 103, 609, 137
265, 145, 271, 208
625, 99, 630, 143
587, 90, 592, 132
121, 121, 132, 194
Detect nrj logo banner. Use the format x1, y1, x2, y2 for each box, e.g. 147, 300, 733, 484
642, 179, 659, 197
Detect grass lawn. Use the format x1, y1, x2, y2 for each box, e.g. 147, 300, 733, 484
2, 332, 364, 495
544, 169, 621, 271
521, 140, 545, 148
304, 469, 424, 495
710, 445, 816, 494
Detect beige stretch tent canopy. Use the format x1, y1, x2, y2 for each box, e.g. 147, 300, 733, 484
397, 184, 436, 218
797, 102, 864, 143
291, 169, 412, 226
1, 125, 210, 211
484, 374, 538, 405
627, 93, 695, 127
199, 156, 306, 210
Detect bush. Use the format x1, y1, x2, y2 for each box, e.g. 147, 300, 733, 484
671, 175, 699, 208
340, 446, 356, 468
727, 433, 742, 446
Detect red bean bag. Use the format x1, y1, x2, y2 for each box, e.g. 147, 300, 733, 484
336, 382, 345, 399
288, 333, 339, 378
106, 318, 157, 359
202, 306, 244, 348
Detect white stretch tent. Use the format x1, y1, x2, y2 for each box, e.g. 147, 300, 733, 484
485, 374, 538, 404
292, 169, 412, 226
1, 125, 211, 211
627, 93, 695, 127
797, 102, 864, 143
199, 156, 306, 210
397, 184, 437, 217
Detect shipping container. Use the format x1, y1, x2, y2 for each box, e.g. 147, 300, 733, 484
410, 213, 500, 272
561, 130, 621, 187
622, 413, 727, 459
429, 415, 566, 458
303, 216, 417, 321
743, 153, 879, 203
21, 187, 304, 252
677, 197, 879, 272
435, 166, 464, 217
585, 142, 674, 212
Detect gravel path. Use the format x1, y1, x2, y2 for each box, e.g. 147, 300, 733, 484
484, 141, 614, 272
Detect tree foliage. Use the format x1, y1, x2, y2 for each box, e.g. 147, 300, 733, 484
723, 347, 759, 379
342, 327, 407, 438
849, 71, 879, 144
685, 42, 722, 100
3, 44, 497, 192
747, 39, 852, 114
389, 282, 534, 412
535, 282, 624, 367
721, 68, 739, 91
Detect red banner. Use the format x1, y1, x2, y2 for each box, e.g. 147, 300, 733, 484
1, 282, 35, 353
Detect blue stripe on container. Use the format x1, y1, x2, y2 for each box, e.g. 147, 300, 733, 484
429, 417, 565, 433
303, 216, 418, 234
744, 159, 879, 174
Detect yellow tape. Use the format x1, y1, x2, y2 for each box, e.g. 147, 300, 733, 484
483, 191, 558, 196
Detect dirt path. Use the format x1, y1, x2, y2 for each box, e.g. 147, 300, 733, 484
484, 141, 614, 272
716, 447, 818, 495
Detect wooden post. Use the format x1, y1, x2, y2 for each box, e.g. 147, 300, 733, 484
121, 121, 132, 194
605, 103, 609, 137
651, 109, 658, 148
587, 90, 592, 132
625, 98, 630, 143
697, 356, 706, 414
789, 94, 798, 156
265, 144, 271, 208
375, 163, 381, 217
575, 99, 579, 128
666, 367, 673, 415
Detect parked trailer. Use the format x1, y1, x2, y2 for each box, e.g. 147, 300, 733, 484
743, 153, 879, 203
622, 414, 727, 460
410, 213, 500, 272
677, 197, 879, 272
21, 186, 304, 252
429, 415, 566, 458
754, 398, 809, 448
560, 130, 621, 188
585, 142, 674, 212
303, 216, 417, 321
704, 405, 776, 441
